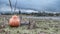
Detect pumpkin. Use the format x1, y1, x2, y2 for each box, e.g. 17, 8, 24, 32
9, 15, 20, 27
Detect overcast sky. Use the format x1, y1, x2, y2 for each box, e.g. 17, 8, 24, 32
0, 0, 60, 12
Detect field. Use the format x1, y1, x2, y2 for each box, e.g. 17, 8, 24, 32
0, 15, 60, 34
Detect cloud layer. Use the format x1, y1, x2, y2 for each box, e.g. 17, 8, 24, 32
0, 0, 60, 12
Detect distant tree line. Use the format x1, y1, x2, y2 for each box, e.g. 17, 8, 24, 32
32, 12, 60, 16
0, 11, 60, 16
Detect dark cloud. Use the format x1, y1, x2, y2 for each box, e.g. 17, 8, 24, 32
0, 0, 60, 12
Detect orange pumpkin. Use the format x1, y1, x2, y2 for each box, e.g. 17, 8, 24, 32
9, 15, 20, 27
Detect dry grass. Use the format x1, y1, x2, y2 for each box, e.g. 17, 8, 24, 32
0, 15, 60, 34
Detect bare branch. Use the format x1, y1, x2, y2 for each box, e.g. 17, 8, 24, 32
9, 0, 12, 12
